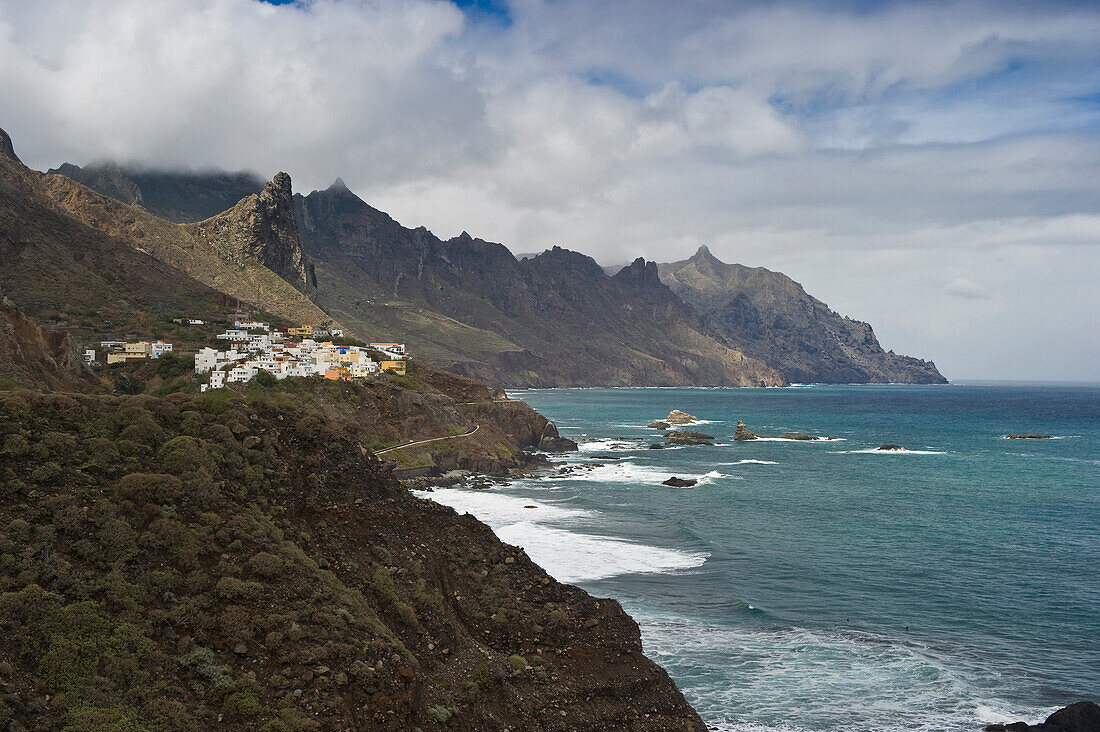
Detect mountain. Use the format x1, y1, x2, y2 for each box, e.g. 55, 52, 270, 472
47, 161, 264, 223
3, 144, 327, 329
659, 246, 946, 384
295, 181, 785, 387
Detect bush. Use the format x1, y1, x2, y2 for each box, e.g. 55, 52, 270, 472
156, 352, 194, 380
223, 690, 262, 720
253, 370, 277, 387
116, 473, 183, 504
247, 552, 284, 578
426, 705, 452, 724
507, 654, 527, 672
157, 436, 215, 474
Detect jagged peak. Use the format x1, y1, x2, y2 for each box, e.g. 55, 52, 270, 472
266, 171, 293, 196
690, 244, 723, 265
0, 127, 22, 164
613, 257, 663, 286
329, 176, 348, 191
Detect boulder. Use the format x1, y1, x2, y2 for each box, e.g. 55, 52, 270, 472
647, 420, 671, 429
1006, 433, 1053, 439
665, 410, 698, 425
666, 430, 714, 446
985, 701, 1100, 732
662, 477, 697, 487
538, 435, 579, 453
877, 444, 906, 451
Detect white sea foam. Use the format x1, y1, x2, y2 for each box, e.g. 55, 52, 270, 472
747, 436, 843, 442
721, 459, 780, 465
555, 461, 671, 484
494, 522, 708, 582
413, 488, 590, 525
415, 487, 707, 582
578, 437, 647, 452
638, 615, 1054, 732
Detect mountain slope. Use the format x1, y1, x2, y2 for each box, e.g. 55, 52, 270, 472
659, 246, 946, 384
0, 387, 705, 731
47, 161, 264, 223
295, 182, 785, 388
12, 151, 327, 326
0, 290, 95, 391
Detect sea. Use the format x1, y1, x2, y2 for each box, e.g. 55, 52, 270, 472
416, 383, 1100, 731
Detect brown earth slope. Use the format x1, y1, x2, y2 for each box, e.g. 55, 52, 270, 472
659, 246, 946, 384
0, 388, 705, 731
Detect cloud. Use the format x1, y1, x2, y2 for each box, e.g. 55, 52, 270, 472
0, 0, 1097, 380
943, 278, 993, 300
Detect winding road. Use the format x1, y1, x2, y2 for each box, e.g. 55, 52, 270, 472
374, 425, 479, 455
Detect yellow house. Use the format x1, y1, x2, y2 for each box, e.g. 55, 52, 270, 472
124, 341, 150, 357
288, 325, 313, 338
106, 353, 129, 365
381, 359, 407, 376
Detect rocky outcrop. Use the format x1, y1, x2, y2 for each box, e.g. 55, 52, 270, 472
666, 430, 714, 446
734, 420, 770, 441
877, 444, 906, 451
538, 435, 579, 453
648, 420, 671, 429
0, 292, 94, 391
1006, 433, 1053, 439
666, 409, 699, 424
659, 246, 947, 384
781, 432, 816, 440
985, 701, 1100, 732
192, 172, 317, 293
662, 477, 697, 487
0, 127, 20, 163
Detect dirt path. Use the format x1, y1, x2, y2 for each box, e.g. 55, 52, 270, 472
375, 424, 479, 455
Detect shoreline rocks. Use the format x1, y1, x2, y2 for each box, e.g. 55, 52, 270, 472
666, 410, 699, 425
539, 435, 579, 452
662, 477, 697, 487
666, 430, 714, 446
985, 701, 1100, 732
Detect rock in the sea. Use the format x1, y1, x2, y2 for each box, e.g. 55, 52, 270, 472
666, 430, 714, 446
662, 477, 697, 487
984, 701, 1100, 732
877, 444, 906, 451
734, 420, 772, 441
666, 410, 698, 425
648, 420, 671, 429
781, 432, 815, 441
648, 443, 664, 449
1006, 433, 1053, 439
538, 435, 579, 453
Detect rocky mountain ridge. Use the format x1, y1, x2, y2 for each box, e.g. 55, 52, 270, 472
295, 182, 785, 387
659, 246, 946, 384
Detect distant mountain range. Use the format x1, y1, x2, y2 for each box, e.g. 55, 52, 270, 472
0, 125, 944, 387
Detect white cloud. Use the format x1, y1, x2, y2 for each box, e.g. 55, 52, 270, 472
0, 0, 1097, 380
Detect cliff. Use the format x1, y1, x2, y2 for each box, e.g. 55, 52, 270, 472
0, 387, 706, 731
659, 246, 946, 384
0, 292, 95, 392
295, 183, 784, 387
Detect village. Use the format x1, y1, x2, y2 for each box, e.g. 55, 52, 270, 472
88, 318, 409, 392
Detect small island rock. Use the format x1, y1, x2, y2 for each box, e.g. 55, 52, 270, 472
877, 444, 906, 451
662, 477, 697, 487
648, 420, 671, 429
735, 420, 772, 441
539, 436, 579, 453
781, 432, 815, 441
666, 430, 714, 446
1006, 433, 1053, 439
648, 443, 664, 449
666, 410, 699, 425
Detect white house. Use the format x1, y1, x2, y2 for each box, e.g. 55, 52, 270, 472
227, 365, 258, 383
235, 320, 270, 332
195, 347, 218, 373
150, 341, 173, 359
208, 370, 226, 389
83, 349, 96, 364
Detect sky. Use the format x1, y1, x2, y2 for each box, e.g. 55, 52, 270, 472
0, 0, 1098, 381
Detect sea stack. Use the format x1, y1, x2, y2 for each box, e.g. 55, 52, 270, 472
666, 410, 699, 424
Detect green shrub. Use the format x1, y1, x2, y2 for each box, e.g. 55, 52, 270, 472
116, 473, 183, 504
223, 690, 262, 720
155, 352, 194, 380
507, 654, 527, 672
426, 705, 452, 724
247, 552, 284, 578
157, 436, 214, 474
253, 370, 277, 387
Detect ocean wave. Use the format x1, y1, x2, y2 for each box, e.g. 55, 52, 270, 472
412, 488, 590, 525
721, 459, 780, 465
637, 616, 1055, 732
578, 437, 648, 452
746, 436, 844, 442
554, 461, 672, 484
494, 522, 708, 582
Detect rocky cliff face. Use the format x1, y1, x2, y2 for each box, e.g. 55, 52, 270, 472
296, 184, 785, 388
660, 246, 946, 384
0, 388, 706, 731
48, 161, 264, 223
0, 127, 20, 164
0, 292, 94, 391
192, 172, 317, 294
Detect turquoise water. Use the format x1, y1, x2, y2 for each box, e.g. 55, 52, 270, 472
420, 384, 1100, 731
